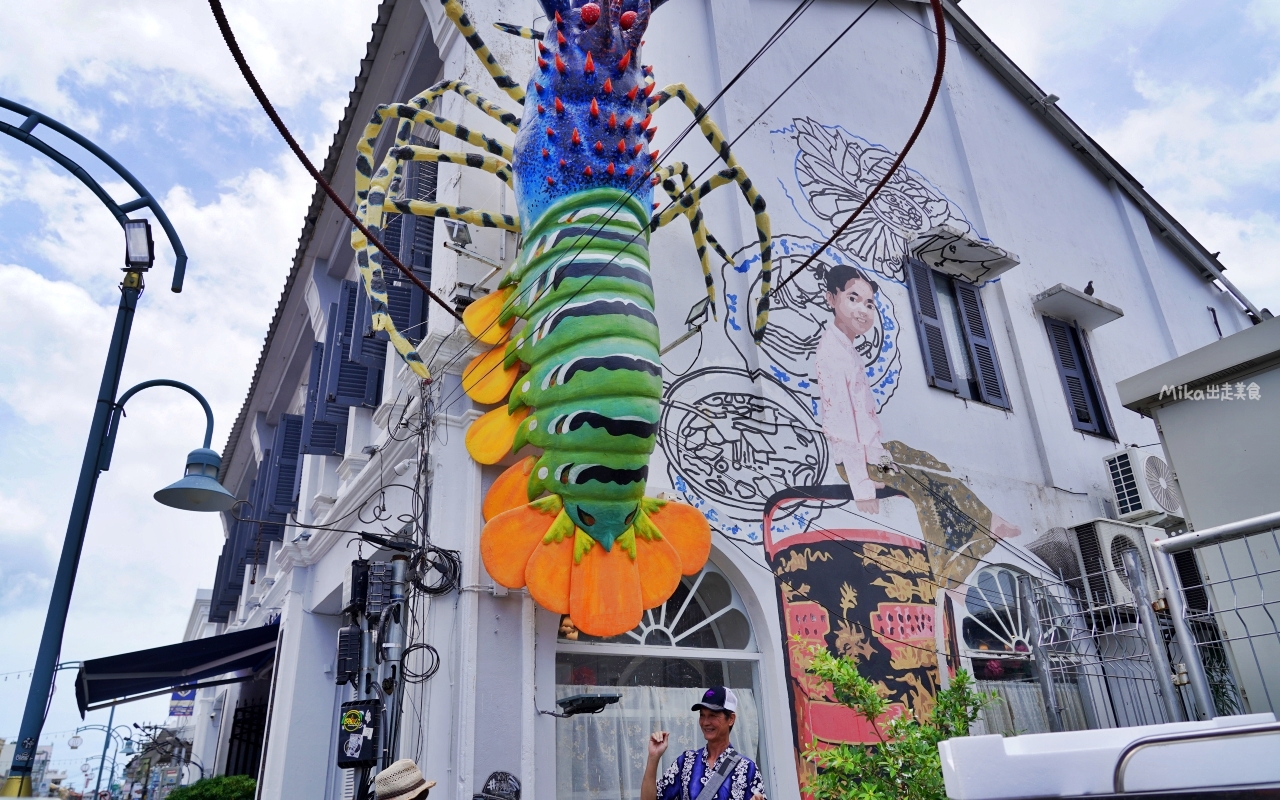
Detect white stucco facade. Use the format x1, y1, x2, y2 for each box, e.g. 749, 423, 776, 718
195, 1, 1261, 798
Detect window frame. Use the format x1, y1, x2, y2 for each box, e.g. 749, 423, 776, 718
1043, 316, 1115, 438
903, 257, 1011, 409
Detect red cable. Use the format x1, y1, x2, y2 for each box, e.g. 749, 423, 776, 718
207, 0, 463, 321
774, 0, 947, 294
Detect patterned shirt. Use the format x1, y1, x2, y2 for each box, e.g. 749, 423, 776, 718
655, 745, 767, 800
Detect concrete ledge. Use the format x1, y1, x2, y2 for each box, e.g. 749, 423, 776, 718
1033, 283, 1123, 330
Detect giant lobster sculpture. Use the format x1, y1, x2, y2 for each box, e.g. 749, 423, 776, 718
352, 0, 772, 636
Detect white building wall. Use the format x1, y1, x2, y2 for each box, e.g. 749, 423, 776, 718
212, 0, 1263, 798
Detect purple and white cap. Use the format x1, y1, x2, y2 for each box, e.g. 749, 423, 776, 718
692, 686, 738, 713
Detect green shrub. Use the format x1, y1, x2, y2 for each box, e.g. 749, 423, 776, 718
802, 644, 989, 800
165, 775, 256, 800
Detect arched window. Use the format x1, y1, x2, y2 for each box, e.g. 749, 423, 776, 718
555, 563, 764, 799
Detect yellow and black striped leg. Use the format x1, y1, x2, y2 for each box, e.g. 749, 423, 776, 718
440, 0, 527, 104
650, 84, 773, 340
651, 163, 724, 318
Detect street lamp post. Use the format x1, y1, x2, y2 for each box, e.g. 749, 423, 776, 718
0, 98, 228, 797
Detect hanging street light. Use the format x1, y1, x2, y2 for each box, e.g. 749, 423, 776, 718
67, 736, 82, 750
123, 219, 155, 271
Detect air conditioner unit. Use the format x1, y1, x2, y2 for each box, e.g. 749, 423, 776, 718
1103, 447, 1184, 527
1070, 519, 1162, 609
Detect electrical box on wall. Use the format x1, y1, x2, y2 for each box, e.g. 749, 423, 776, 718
335, 625, 361, 686
365, 562, 392, 620
336, 700, 380, 769
343, 560, 370, 615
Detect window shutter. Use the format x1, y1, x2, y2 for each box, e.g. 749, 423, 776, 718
403, 158, 438, 342
904, 257, 956, 391
1044, 317, 1101, 434
323, 285, 381, 410
303, 341, 347, 456
953, 281, 1010, 409
266, 414, 304, 515
350, 284, 388, 370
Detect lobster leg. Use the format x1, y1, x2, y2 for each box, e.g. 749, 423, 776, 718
649, 83, 773, 340
439, 0, 527, 104
651, 162, 732, 319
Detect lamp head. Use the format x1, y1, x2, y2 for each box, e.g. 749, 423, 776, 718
68, 735, 83, 750
124, 219, 154, 271
154, 448, 237, 512
442, 219, 472, 247
122, 740, 135, 756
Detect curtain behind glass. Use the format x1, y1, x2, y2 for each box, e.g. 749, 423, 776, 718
555, 685, 760, 800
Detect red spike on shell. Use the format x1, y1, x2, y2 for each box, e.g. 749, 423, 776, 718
606, 162, 616, 176
571, 128, 581, 145
645, 126, 656, 141
560, 159, 566, 167
602, 78, 613, 94
538, 58, 548, 70
627, 85, 639, 101
546, 126, 556, 137
555, 54, 566, 73
555, 96, 565, 113
555, 11, 563, 25
625, 165, 635, 177
640, 114, 652, 130
542, 148, 549, 158
584, 52, 595, 74
537, 103, 545, 114
538, 42, 549, 56
633, 142, 644, 155
547, 176, 556, 185
584, 165, 593, 177
643, 82, 655, 97
557, 30, 567, 46
608, 111, 617, 129
616, 51, 631, 71
651, 149, 660, 161
594, 140, 604, 153
616, 139, 626, 154
590, 98, 599, 118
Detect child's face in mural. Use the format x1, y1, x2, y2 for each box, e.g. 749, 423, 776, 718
826, 276, 877, 341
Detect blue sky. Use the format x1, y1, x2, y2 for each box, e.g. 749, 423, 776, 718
0, 0, 1276, 787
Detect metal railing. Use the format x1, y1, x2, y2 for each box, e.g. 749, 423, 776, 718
1151, 510, 1280, 720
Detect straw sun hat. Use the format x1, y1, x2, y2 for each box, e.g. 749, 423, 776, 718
374, 759, 436, 800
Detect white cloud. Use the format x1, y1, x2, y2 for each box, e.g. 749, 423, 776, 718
0, 0, 379, 122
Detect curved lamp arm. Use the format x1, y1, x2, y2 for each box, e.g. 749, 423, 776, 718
99, 380, 215, 472
0, 96, 188, 292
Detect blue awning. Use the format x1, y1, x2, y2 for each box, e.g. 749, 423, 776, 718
75, 623, 279, 714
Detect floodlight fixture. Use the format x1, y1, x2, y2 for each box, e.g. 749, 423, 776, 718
124, 219, 154, 271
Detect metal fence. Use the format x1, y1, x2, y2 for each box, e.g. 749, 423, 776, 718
1010, 511, 1280, 733
1151, 510, 1280, 720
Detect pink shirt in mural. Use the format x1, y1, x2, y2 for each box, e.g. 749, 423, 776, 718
816, 325, 887, 502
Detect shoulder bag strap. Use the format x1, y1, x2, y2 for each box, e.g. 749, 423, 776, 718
694, 752, 742, 800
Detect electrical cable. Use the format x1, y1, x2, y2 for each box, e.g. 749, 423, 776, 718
411, 545, 462, 596
401, 643, 441, 684
206, 0, 462, 322
774, 0, 946, 294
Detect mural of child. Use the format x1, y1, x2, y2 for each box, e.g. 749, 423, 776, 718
815, 264, 888, 515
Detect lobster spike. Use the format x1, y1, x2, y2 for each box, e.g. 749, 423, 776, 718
555, 10, 563, 25
653, 201, 660, 209
644, 64, 654, 75
557, 30, 567, 46
534, 81, 543, 93
542, 148, 549, 158
555, 96, 565, 113
633, 142, 644, 155
645, 126, 657, 141
547, 176, 556, 185
555, 54, 566, 73
590, 98, 600, 118
560, 159, 567, 167
584, 52, 595, 74
640, 114, 652, 130
616, 139, 626, 154
651, 149, 660, 161
602, 78, 613, 95
538, 57, 548, 70
608, 111, 617, 129
627, 85, 639, 101
583, 165, 593, 177
616, 51, 632, 71
594, 140, 604, 153
607, 162, 616, 176
546, 126, 556, 137
537, 103, 545, 114
625, 165, 635, 177
643, 82, 655, 97
538, 41, 549, 56
623, 116, 633, 130
571, 128, 581, 145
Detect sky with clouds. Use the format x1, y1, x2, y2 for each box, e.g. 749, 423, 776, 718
1, 0, 1276, 785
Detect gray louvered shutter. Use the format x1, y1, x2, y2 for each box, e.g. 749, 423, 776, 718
904, 258, 956, 391
303, 341, 347, 456
953, 281, 1009, 409
324, 285, 381, 410
266, 414, 303, 515
1044, 317, 1100, 433
403, 157, 438, 342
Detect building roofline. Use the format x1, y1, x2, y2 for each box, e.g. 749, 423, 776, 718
219, 0, 398, 480
941, 0, 1261, 319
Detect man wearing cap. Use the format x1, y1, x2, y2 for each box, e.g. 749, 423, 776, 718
642, 686, 767, 800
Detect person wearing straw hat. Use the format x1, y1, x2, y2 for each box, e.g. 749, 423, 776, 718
642, 686, 767, 800
374, 759, 436, 800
